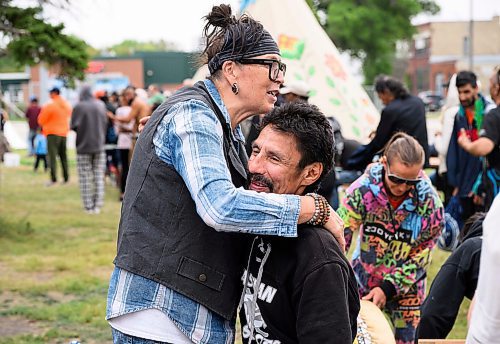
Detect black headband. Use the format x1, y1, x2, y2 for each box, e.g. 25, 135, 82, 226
208, 26, 280, 74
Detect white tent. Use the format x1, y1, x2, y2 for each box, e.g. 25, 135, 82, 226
194, 0, 380, 140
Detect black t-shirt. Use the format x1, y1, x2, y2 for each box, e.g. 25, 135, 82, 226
480, 106, 500, 171
239, 226, 360, 344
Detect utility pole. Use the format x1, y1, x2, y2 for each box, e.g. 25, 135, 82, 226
469, 0, 474, 71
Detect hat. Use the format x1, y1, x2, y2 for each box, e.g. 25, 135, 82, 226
279, 80, 311, 97
49, 87, 60, 94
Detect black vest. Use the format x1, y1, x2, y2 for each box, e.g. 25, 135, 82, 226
114, 82, 249, 320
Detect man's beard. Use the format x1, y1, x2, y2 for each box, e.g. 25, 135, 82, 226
460, 97, 476, 108
248, 173, 274, 193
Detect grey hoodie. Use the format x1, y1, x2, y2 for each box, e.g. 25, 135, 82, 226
70, 86, 107, 154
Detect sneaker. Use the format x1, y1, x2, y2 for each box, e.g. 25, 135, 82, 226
85, 208, 101, 215
45, 181, 57, 187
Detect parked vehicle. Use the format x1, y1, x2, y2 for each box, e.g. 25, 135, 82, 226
418, 91, 444, 112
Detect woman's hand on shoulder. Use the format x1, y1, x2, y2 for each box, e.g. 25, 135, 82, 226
324, 206, 346, 252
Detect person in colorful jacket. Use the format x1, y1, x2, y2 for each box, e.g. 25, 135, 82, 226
338, 132, 445, 344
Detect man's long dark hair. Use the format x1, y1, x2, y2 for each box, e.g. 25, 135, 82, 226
374, 75, 409, 100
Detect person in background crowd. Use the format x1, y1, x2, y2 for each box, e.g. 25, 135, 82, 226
115, 86, 151, 149
96, 90, 120, 186
109, 91, 120, 109
33, 127, 48, 172
338, 132, 444, 344
417, 212, 485, 341
346, 75, 430, 171
446, 70, 496, 221
278, 79, 310, 103
38, 87, 72, 186
114, 95, 134, 201
457, 67, 500, 211
70, 86, 108, 214
107, 5, 343, 343
25, 97, 41, 156
0, 100, 9, 133
147, 84, 166, 112
0, 101, 10, 160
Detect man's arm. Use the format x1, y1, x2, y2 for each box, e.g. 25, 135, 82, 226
295, 263, 358, 343
458, 134, 494, 156
460, 109, 500, 157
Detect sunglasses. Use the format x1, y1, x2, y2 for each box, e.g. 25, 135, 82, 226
238, 58, 287, 82
385, 164, 421, 186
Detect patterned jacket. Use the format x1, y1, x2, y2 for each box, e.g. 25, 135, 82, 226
337, 163, 444, 300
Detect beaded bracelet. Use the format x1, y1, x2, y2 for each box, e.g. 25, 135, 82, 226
305, 193, 331, 226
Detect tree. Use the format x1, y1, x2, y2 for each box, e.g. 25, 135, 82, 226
102, 39, 178, 56
0, 0, 89, 86
308, 0, 439, 83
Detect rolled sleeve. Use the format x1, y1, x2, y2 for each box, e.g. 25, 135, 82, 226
153, 99, 299, 237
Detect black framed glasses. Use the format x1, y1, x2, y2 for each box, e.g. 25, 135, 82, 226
386, 164, 421, 186
238, 58, 286, 81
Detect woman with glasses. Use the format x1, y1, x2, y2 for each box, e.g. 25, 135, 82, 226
337, 132, 445, 344
107, 4, 343, 344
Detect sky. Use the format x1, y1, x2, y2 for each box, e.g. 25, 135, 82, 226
35, 0, 500, 51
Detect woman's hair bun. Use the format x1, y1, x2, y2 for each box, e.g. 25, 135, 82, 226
205, 4, 237, 29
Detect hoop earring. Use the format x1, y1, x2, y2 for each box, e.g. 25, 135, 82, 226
231, 83, 239, 95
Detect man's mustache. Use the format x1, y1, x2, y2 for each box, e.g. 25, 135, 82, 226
248, 173, 274, 193
460, 98, 475, 107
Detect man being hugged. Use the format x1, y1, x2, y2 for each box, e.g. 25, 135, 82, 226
240, 102, 360, 343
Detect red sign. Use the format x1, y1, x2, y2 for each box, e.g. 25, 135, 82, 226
86, 61, 105, 74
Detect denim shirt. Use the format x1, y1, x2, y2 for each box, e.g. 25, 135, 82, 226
152, 79, 300, 235
107, 79, 302, 342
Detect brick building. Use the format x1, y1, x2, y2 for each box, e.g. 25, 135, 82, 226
406, 16, 500, 95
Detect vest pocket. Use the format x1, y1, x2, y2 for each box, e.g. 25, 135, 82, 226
177, 256, 225, 291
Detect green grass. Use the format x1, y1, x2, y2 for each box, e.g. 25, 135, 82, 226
0, 149, 468, 342
0, 149, 120, 343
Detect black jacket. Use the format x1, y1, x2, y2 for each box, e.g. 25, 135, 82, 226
239, 226, 360, 344
416, 215, 484, 341
347, 95, 429, 170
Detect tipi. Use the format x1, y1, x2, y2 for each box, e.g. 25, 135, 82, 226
194, 0, 380, 140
